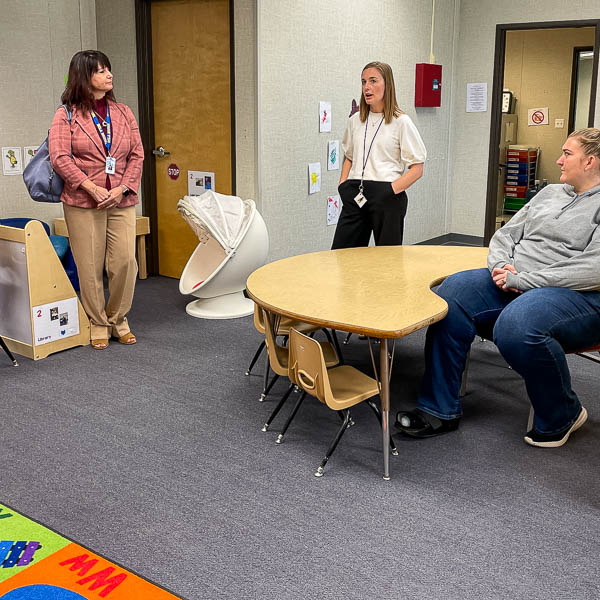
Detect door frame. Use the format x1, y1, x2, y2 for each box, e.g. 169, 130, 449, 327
134, 0, 237, 275
484, 19, 600, 245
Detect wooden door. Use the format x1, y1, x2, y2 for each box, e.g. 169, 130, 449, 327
151, 0, 232, 278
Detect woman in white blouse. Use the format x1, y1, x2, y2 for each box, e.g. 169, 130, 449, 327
332, 61, 427, 248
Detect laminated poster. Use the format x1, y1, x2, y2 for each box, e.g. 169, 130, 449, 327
2, 147, 23, 175
32, 297, 80, 345
23, 146, 39, 168
188, 170, 216, 196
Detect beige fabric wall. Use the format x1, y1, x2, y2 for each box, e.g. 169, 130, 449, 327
95, 0, 139, 122
503, 27, 595, 184
234, 0, 258, 205
257, 0, 460, 261
450, 1, 600, 237
0, 0, 96, 226
95, 0, 141, 213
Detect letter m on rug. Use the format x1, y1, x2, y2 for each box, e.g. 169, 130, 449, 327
60, 554, 127, 597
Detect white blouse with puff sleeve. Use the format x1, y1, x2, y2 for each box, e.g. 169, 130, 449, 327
342, 111, 427, 182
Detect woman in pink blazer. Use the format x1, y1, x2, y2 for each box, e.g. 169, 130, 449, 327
49, 50, 144, 350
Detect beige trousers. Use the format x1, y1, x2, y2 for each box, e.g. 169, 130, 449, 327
63, 204, 138, 340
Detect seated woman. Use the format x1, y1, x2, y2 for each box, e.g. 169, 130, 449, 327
396, 128, 600, 448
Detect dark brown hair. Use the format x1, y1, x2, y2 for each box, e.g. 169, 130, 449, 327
61, 50, 115, 112
359, 61, 403, 124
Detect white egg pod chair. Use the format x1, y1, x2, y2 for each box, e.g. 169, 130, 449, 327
178, 191, 269, 319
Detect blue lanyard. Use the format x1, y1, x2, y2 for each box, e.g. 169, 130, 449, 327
90, 105, 112, 155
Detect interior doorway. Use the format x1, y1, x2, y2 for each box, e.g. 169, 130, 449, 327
484, 20, 600, 244
135, 0, 235, 277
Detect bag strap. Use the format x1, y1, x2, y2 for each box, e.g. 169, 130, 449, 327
62, 104, 72, 123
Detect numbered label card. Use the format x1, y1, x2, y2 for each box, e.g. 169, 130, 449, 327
32, 297, 80, 346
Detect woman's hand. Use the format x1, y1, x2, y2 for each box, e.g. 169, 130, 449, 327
82, 179, 110, 204
96, 186, 124, 210
391, 180, 404, 194
391, 163, 423, 195
491, 264, 521, 293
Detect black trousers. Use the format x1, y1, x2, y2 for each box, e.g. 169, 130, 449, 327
331, 179, 408, 249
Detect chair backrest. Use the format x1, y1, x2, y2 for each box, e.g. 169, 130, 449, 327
262, 309, 290, 377
0, 218, 50, 236
253, 303, 266, 335
289, 328, 333, 407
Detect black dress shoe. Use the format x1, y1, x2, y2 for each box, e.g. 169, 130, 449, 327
395, 408, 460, 438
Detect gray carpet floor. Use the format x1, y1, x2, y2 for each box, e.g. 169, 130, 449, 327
2, 275, 599, 599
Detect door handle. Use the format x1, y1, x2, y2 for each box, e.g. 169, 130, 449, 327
152, 146, 170, 158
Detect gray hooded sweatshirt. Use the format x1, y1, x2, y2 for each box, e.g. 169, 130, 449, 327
487, 183, 600, 291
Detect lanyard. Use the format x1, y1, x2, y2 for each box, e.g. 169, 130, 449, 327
90, 105, 112, 155
360, 113, 385, 191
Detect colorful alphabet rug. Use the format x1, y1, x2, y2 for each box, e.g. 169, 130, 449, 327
0, 503, 182, 599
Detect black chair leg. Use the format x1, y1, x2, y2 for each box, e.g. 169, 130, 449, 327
275, 391, 307, 444
0, 336, 18, 366
366, 399, 398, 456
260, 372, 279, 402
246, 340, 265, 376
337, 409, 355, 428
343, 332, 352, 345
262, 383, 295, 432
315, 409, 351, 477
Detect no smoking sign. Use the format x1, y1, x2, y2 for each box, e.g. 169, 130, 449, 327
527, 107, 548, 126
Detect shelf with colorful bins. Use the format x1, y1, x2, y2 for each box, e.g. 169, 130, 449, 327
503, 146, 538, 212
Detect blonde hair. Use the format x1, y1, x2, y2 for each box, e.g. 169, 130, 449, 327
359, 61, 404, 124
568, 128, 600, 160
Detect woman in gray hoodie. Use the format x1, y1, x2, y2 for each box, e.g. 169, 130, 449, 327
396, 128, 600, 448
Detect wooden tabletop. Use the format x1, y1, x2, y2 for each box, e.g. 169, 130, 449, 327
247, 245, 488, 339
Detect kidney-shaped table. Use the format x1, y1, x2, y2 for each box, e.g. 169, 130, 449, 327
246, 245, 488, 480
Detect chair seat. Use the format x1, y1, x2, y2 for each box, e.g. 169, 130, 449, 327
50, 235, 68, 260
326, 366, 380, 410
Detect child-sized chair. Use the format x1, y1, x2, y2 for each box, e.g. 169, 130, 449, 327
289, 328, 397, 477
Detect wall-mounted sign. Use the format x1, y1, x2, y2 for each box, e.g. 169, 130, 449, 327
167, 164, 180, 180
188, 170, 215, 196
528, 107, 549, 126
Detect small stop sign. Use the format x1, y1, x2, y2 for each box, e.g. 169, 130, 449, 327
167, 164, 180, 180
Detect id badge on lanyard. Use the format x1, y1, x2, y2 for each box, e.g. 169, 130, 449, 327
91, 107, 115, 174
105, 156, 116, 174
356, 114, 385, 208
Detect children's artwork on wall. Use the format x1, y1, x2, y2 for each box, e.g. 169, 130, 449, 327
308, 162, 321, 194
327, 140, 339, 171
23, 146, 39, 169
3, 147, 23, 175
327, 194, 340, 226
349, 99, 359, 118
319, 101, 331, 132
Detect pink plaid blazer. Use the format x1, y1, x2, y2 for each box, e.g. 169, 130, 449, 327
49, 101, 144, 208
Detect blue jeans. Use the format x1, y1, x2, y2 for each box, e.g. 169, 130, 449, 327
418, 268, 600, 434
